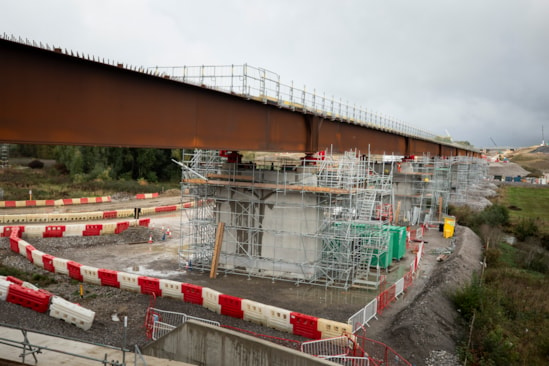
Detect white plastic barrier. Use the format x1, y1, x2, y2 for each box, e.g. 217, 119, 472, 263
317, 318, 353, 339
64, 224, 86, 237
117, 209, 134, 218
17, 240, 30, 256
159, 279, 183, 300
202, 287, 221, 314
80, 265, 101, 285
102, 223, 116, 234
87, 211, 105, 220
21, 281, 39, 291
118, 272, 141, 292
23, 225, 47, 237
52, 257, 70, 275
31, 250, 46, 268
49, 296, 95, 330
0, 279, 10, 301
242, 299, 268, 326
265, 305, 293, 333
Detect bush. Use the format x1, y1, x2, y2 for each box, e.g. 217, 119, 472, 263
514, 218, 539, 241
27, 159, 44, 169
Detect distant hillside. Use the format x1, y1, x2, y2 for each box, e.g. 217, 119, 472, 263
507, 145, 549, 176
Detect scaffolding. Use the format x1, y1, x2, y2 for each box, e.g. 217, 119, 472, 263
449, 156, 488, 203
178, 149, 394, 290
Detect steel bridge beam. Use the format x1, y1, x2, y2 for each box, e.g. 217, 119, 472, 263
0, 39, 477, 157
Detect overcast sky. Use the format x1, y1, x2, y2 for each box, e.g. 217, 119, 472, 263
2, 0, 548, 148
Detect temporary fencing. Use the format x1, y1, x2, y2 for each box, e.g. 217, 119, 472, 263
0, 196, 111, 209
145, 307, 220, 340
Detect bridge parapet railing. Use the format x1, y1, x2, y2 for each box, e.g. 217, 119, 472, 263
148, 64, 437, 141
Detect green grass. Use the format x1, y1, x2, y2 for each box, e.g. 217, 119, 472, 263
499, 185, 549, 234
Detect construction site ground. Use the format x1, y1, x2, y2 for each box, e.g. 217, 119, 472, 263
0, 159, 529, 366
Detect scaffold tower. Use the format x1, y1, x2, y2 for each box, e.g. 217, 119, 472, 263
177, 149, 394, 289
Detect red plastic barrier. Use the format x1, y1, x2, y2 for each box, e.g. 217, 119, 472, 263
138, 218, 150, 227
45, 200, 55, 206
4, 201, 16, 208
6, 276, 23, 285
9, 236, 20, 253
25, 200, 37, 207
43, 225, 66, 238
290, 312, 322, 339
181, 283, 203, 305
4, 226, 23, 238
137, 276, 162, 296
7, 283, 52, 313
67, 261, 83, 281
25, 245, 36, 263
115, 222, 130, 234
83, 224, 103, 236
98, 269, 120, 288
80, 198, 89, 204
219, 294, 244, 319
62, 198, 74, 205
103, 211, 117, 219
42, 254, 55, 272
155, 205, 177, 213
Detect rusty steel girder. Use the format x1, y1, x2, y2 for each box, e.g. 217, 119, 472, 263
0, 38, 478, 157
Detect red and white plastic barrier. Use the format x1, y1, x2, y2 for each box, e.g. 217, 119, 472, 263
0, 196, 111, 208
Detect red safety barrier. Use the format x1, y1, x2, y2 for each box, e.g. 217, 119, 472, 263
25, 200, 37, 207
115, 222, 130, 234
4, 201, 16, 208
138, 218, 150, 227
6, 276, 23, 285
25, 245, 36, 263
67, 261, 83, 281
80, 198, 89, 204
98, 269, 120, 288
137, 276, 162, 296
155, 205, 177, 213
290, 312, 322, 339
42, 254, 55, 272
43, 225, 66, 238
62, 198, 74, 205
103, 211, 117, 219
181, 283, 203, 305
83, 224, 103, 236
9, 236, 20, 253
45, 200, 55, 206
7, 283, 52, 313
4, 226, 23, 238
219, 294, 244, 319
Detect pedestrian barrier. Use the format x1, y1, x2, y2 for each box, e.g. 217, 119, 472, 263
265, 305, 293, 333
181, 283, 203, 305
348, 298, 378, 332
101, 223, 117, 234
83, 224, 103, 236
67, 261, 83, 281
219, 294, 244, 319
23, 225, 47, 237
290, 312, 322, 339
49, 296, 95, 330
52, 257, 69, 275
9, 236, 21, 252
43, 225, 65, 237
317, 318, 352, 339
25, 244, 36, 263
17, 240, 29, 257
64, 224, 85, 236
138, 218, 150, 227
31, 250, 46, 268
159, 279, 183, 300
202, 287, 222, 313
103, 211, 117, 219
98, 269, 120, 288
80, 265, 101, 285
155, 205, 177, 213
6, 283, 52, 313
6, 276, 23, 285
42, 254, 55, 272
242, 299, 268, 325
138, 276, 162, 296
117, 209, 134, 218
115, 221, 130, 234
118, 272, 141, 292
0, 279, 10, 301
136, 193, 159, 199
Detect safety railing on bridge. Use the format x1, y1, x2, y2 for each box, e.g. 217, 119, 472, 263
148, 64, 438, 141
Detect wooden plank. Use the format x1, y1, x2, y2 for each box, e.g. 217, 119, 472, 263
210, 222, 225, 279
